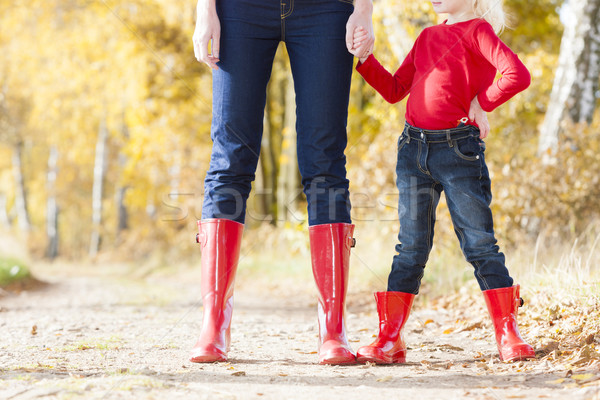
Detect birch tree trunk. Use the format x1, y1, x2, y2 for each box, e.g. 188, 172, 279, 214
116, 112, 129, 241
538, 0, 600, 157
46, 145, 59, 259
12, 141, 31, 232
89, 117, 108, 258
0, 194, 10, 228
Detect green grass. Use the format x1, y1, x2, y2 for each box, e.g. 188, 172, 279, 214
0, 257, 31, 287
58, 336, 123, 352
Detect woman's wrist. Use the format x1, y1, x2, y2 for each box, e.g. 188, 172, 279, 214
197, 0, 216, 12
353, 0, 373, 13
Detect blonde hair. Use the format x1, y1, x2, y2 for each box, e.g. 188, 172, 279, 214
473, 0, 507, 34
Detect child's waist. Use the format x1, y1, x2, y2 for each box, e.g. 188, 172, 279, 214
403, 122, 479, 143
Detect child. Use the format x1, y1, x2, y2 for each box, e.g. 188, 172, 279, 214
352, 0, 535, 364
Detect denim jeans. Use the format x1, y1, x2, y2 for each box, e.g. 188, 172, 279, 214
388, 123, 514, 293
202, 0, 355, 226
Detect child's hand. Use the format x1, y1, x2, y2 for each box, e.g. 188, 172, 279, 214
469, 96, 490, 138
353, 26, 372, 63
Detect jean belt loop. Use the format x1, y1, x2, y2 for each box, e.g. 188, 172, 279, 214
446, 130, 454, 148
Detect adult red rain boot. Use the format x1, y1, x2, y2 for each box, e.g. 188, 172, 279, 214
309, 223, 356, 365
356, 291, 415, 364
189, 218, 243, 363
482, 284, 536, 362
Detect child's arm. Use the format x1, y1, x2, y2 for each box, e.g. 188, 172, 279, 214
473, 23, 531, 112
356, 40, 417, 104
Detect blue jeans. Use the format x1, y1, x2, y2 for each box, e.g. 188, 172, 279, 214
202, 0, 355, 226
388, 123, 514, 293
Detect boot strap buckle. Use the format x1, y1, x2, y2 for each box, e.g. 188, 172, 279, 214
518, 297, 524, 307
196, 230, 206, 246
349, 237, 356, 248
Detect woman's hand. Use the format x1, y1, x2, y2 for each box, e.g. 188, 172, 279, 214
193, 0, 220, 70
469, 96, 490, 139
346, 0, 374, 59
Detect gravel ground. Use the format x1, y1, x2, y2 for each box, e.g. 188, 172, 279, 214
1, 264, 598, 400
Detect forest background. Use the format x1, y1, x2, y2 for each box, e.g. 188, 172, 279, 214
0, 0, 599, 296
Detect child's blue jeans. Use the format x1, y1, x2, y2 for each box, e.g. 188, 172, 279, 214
388, 123, 514, 293
201, 0, 355, 226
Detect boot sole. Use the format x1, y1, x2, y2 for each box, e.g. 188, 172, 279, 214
500, 353, 536, 362
356, 355, 406, 364
189, 349, 227, 363
499, 345, 536, 362
319, 359, 357, 365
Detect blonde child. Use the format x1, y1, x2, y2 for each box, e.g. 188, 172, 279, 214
353, 0, 535, 363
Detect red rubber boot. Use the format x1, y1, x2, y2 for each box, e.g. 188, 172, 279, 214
482, 285, 536, 362
357, 291, 415, 364
189, 218, 243, 363
309, 223, 356, 365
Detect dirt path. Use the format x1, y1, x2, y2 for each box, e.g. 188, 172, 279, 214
1, 265, 598, 400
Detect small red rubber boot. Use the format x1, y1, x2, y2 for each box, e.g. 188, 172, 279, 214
357, 291, 415, 364
309, 223, 356, 365
482, 284, 536, 362
190, 218, 243, 363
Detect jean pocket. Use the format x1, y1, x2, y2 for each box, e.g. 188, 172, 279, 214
398, 134, 409, 152
453, 137, 480, 162
478, 138, 486, 152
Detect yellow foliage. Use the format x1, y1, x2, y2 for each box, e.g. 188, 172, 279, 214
0, 0, 596, 263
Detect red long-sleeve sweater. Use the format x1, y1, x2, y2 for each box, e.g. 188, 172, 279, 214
356, 18, 531, 130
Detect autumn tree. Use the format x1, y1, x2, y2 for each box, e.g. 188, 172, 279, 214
539, 0, 600, 157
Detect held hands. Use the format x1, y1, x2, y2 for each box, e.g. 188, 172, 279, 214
353, 26, 372, 63
345, 1, 374, 60
193, 0, 220, 70
469, 96, 490, 139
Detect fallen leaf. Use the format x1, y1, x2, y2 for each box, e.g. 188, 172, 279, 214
571, 373, 595, 381
438, 344, 464, 352
458, 322, 483, 332
547, 378, 565, 385
537, 339, 559, 355
31, 325, 37, 335
376, 376, 393, 382
231, 371, 246, 376
565, 370, 573, 378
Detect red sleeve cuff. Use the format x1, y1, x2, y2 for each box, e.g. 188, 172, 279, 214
356, 54, 375, 71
